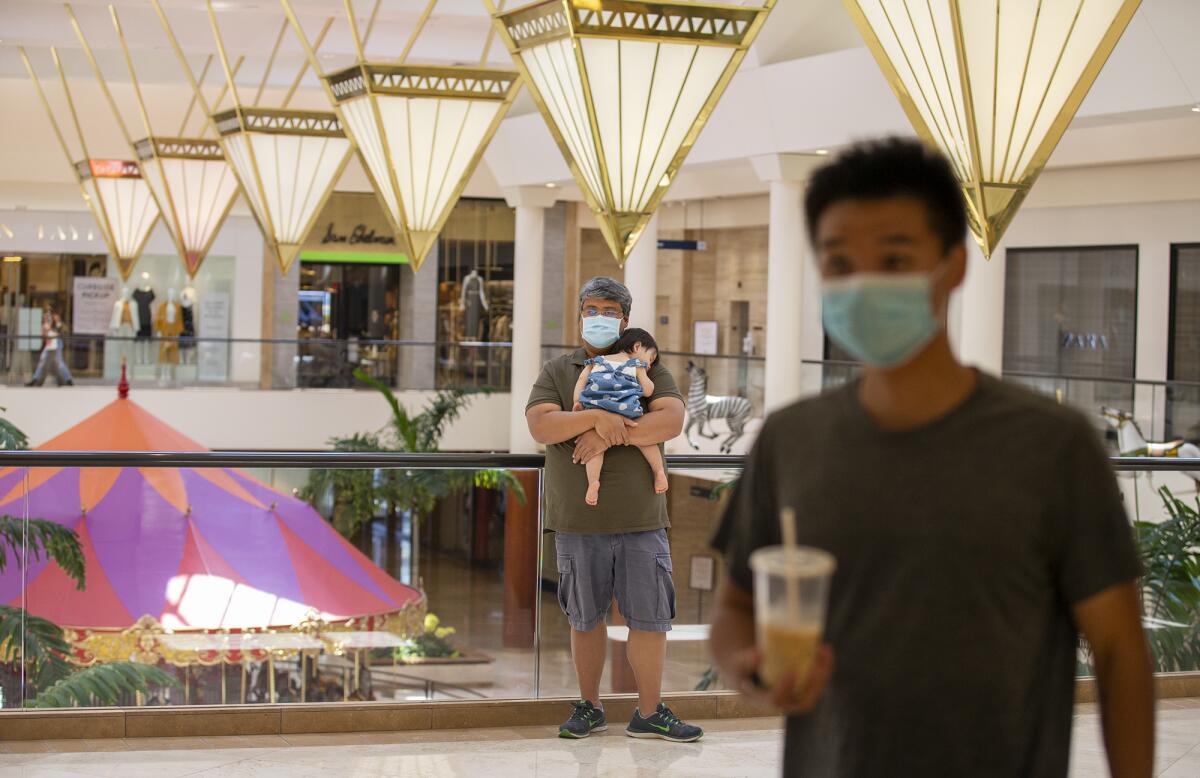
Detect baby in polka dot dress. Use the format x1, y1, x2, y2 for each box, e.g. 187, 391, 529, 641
571, 328, 669, 506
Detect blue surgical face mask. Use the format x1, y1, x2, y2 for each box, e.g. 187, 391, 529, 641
821, 272, 941, 368
581, 315, 621, 349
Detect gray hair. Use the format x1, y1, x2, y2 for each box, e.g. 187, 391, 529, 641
578, 276, 632, 317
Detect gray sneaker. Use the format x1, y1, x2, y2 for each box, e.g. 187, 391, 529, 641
559, 699, 607, 739
626, 703, 704, 742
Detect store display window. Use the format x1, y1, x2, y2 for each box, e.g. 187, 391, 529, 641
298, 262, 400, 388
1, 252, 106, 380
104, 253, 236, 383
1003, 245, 1138, 412
435, 199, 515, 389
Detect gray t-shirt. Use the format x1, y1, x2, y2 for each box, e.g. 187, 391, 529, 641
711, 373, 1140, 777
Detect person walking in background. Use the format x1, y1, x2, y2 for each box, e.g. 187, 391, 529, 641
526, 276, 702, 742
709, 138, 1154, 776
26, 306, 73, 387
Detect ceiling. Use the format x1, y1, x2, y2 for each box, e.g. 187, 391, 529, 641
0, 0, 1197, 208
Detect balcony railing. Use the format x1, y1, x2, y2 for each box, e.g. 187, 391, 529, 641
0, 450, 1197, 713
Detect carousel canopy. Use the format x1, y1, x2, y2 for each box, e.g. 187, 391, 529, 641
0, 397, 421, 636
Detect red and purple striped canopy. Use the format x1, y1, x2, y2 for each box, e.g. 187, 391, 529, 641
0, 397, 420, 631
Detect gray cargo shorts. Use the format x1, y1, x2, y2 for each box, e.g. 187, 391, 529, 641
554, 529, 676, 633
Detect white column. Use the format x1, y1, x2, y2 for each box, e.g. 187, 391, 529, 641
753, 154, 818, 415
1135, 239, 1171, 439
764, 178, 805, 413
505, 187, 557, 454
623, 213, 659, 331
955, 240, 1006, 376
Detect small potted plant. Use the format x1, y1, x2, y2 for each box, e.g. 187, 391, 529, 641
372, 612, 495, 699
397, 613, 461, 660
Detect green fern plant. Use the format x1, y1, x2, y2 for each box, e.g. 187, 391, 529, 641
0, 407, 29, 450
0, 517, 86, 590
1134, 486, 1200, 673
301, 369, 525, 541
26, 663, 178, 709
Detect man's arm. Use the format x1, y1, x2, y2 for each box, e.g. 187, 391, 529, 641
527, 404, 635, 447
1074, 581, 1154, 778
572, 396, 683, 464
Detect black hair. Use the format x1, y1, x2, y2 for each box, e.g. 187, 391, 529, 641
804, 137, 967, 252
614, 328, 658, 364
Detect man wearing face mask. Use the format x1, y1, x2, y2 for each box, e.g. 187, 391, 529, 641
709, 139, 1154, 777
526, 276, 698, 742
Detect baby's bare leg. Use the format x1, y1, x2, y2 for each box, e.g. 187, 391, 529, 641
584, 451, 604, 506
638, 445, 669, 494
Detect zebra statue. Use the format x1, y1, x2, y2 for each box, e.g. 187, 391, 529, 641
684, 361, 753, 454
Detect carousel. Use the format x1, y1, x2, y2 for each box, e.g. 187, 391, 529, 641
0, 378, 425, 703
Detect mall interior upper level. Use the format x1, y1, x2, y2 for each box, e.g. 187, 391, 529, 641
0, 0, 1197, 458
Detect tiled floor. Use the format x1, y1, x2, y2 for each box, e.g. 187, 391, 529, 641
0, 700, 1196, 777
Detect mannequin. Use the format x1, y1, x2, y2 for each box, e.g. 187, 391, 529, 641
109, 287, 139, 369
460, 268, 489, 341
155, 287, 183, 379
179, 287, 197, 365
132, 280, 156, 364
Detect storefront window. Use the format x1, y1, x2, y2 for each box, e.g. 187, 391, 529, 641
1, 252, 106, 381
298, 262, 400, 388
436, 199, 515, 389
1168, 244, 1200, 440
1003, 245, 1138, 414
107, 254, 237, 384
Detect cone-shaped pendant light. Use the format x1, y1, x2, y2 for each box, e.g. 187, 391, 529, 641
282, 1, 521, 272
157, 0, 354, 275
213, 106, 353, 274
132, 136, 240, 278
19, 47, 159, 281
486, 0, 775, 265
843, 0, 1140, 256
71, 4, 240, 280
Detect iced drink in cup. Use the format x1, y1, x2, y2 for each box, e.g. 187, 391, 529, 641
749, 545, 836, 695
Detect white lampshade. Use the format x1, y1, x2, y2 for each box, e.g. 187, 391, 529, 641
327, 64, 521, 271
76, 159, 160, 281
844, 0, 1140, 256
134, 137, 240, 278
214, 107, 353, 274
490, 0, 775, 265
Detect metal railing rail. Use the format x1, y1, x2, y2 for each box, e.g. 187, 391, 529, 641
0, 451, 1194, 472
1003, 368, 1200, 391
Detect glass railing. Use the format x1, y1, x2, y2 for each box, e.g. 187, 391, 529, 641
0, 450, 1197, 712
1003, 370, 1200, 444
0, 333, 514, 392
7, 333, 1200, 438
542, 345, 768, 419
0, 451, 738, 709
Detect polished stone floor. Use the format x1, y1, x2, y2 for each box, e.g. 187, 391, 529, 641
1, 701, 1197, 777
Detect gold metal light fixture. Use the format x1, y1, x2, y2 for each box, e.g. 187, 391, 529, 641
19, 47, 159, 281
843, 0, 1141, 256
155, 0, 354, 275
486, 0, 776, 265
282, 0, 521, 272
66, 4, 241, 280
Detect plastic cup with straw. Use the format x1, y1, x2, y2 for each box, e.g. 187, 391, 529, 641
748, 507, 836, 694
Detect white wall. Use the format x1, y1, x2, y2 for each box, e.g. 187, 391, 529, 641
6, 387, 511, 452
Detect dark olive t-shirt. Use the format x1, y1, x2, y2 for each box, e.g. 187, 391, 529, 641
712, 373, 1140, 778
527, 348, 683, 534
